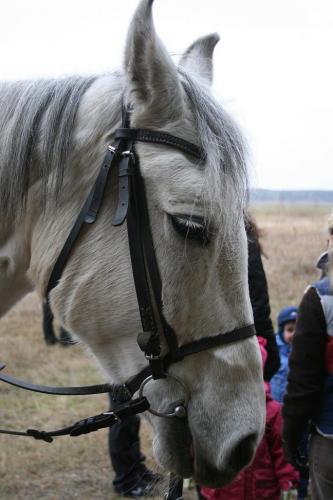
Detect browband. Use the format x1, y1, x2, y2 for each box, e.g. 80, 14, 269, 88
115, 128, 205, 160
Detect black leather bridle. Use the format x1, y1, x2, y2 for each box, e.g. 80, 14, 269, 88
0, 106, 255, 497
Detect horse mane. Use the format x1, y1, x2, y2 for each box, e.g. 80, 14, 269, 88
0, 76, 97, 219
0, 70, 249, 231
179, 71, 249, 227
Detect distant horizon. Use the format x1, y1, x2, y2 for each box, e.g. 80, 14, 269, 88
250, 187, 333, 205
251, 187, 333, 192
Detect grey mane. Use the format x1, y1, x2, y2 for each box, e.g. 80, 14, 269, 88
0, 70, 248, 228
179, 71, 249, 223
0, 76, 97, 219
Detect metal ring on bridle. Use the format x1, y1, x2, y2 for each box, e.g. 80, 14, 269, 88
138, 374, 190, 419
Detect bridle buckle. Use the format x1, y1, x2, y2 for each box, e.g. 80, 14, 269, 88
121, 150, 135, 160
107, 144, 134, 161
145, 353, 161, 361
102, 410, 120, 422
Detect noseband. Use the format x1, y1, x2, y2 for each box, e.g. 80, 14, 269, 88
0, 106, 255, 452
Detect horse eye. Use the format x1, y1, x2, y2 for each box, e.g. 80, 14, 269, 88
170, 214, 210, 245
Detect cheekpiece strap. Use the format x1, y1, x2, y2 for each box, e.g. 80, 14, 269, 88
45, 146, 117, 298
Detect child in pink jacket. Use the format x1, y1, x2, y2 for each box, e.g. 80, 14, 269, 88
201, 337, 299, 500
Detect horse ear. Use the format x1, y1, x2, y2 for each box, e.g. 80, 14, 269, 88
124, 0, 182, 123
179, 34, 220, 86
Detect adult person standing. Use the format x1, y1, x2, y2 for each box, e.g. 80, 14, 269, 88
246, 214, 280, 381
282, 214, 333, 500
270, 306, 310, 500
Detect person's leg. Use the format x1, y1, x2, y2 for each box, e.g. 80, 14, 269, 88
297, 430, 310, 500
109, 415, 146, 493
108, 392, 160, 496
309, 432, 333, 500
297, 475, 309, 500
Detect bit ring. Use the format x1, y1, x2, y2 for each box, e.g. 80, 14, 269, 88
138, 374, 190, 418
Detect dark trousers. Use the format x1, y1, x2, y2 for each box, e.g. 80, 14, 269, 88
108, 394, 146, 493
309, 432, 333, 500
297, 430, 309, 499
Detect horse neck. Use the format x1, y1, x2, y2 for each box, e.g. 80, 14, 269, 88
0, 75, 124, 313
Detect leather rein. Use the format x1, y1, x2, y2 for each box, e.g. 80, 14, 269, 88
0, 106, 255, 461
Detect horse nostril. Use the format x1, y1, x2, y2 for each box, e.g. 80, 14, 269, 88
229, 434, 256, 471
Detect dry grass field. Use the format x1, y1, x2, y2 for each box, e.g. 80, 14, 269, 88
252, 204, 332, 320
0, 203, 332, 499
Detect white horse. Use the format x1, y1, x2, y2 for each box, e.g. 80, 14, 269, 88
0, 0, 265, 487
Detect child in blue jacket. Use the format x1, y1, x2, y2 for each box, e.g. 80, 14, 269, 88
270, 306, 298, 403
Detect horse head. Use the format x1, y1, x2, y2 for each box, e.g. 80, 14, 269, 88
0, 0, 265, 487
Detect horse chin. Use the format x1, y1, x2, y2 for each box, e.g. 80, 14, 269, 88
152, 417, 194, 479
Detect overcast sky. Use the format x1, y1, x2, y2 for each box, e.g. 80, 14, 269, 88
1, 0, 332, 190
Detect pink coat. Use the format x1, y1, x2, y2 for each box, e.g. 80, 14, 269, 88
201, 386, 299, 500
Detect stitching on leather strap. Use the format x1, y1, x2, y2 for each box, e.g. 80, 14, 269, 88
115, 128, 205, 160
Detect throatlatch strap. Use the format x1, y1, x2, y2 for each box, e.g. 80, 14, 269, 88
45, 106, 131, 301
46, 146, 117, 298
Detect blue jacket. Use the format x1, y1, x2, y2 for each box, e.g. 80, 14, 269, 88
270, 335, 291, 403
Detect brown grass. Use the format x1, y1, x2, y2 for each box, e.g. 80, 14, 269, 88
251, 204, 331, 321
0, 204, 332, 499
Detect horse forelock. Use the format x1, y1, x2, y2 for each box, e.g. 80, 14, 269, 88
179, 70, 249, 234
